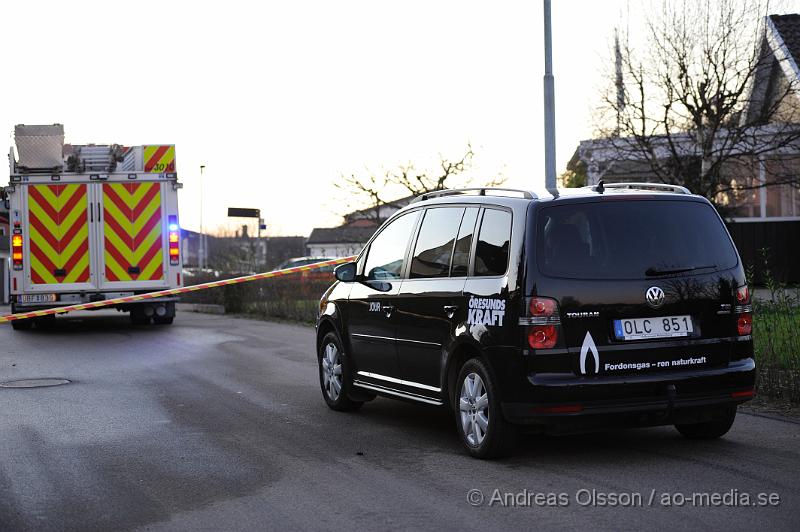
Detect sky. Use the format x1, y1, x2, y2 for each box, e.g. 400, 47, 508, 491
2, 0, 797, 236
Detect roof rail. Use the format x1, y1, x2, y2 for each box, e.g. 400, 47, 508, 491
411, 187, 535, 203
587, 181, 692, 195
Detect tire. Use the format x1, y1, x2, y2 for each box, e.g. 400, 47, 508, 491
675, 407, 737, 440
10, 303, 33, 331
153, 303, 175, 325
11, 318, 33, 331
454, 358, 517, 459
318, 331, 363, 412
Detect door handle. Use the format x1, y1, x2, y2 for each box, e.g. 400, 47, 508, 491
444, 305, 458, 318
382, 305, 394, 318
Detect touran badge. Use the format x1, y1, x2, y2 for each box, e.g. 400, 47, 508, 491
646, 286, 666, 309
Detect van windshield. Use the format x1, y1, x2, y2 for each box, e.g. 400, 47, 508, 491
535, 200, 738, 280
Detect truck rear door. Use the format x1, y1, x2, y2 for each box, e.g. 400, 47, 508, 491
98, 181, 170, 289
23, 182, 97, 292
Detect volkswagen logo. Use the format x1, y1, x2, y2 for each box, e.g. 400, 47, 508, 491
646, 286, 666, 308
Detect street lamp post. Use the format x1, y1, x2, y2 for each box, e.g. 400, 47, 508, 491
199, 164, 205, 269
543, 0, 557, 189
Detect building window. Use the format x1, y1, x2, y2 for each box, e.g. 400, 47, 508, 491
718, 157, 800, 220
717, 159, 760, 217
765, 158, 800, 217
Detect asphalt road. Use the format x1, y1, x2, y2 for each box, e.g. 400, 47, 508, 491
0, 309, 797, 531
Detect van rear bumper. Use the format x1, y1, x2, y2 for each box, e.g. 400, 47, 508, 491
502, 358, 755, 430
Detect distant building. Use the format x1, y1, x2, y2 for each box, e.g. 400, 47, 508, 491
342, 196, 414, 225
307, 196, 415, 258
181, 229, 306, 271
306, 226, 380, 258
181, 229, 202, 267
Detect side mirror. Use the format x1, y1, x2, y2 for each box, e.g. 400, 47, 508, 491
334, 262, 358, 282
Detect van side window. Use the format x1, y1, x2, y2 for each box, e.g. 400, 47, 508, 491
450, 207, 479, 276
363, 212, 419, 281
474, 209, 511, 277
410, 207, 464, 279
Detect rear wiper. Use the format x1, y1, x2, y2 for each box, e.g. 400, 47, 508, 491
645, 264, 717, 277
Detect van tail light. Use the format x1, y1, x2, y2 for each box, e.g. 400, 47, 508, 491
168, 215, 180, 266
737, 313, 752, 336
523, 296, 561, 349
734, 284, 752, 336
11, 233, 23, 271
736, 285, 750, 304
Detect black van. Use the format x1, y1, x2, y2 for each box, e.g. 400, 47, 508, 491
316, 184, 755, 458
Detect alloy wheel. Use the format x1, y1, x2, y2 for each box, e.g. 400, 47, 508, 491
321, 342, 343, 401
459, 372, 489, 447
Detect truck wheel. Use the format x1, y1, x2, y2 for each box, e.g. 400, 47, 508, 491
10, 304, 33, 331
11, 319, 33, 331
454, 358, 517, 459
675, 407, 737, 439
153, 302, 175, 325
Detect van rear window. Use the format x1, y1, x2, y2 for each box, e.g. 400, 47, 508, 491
536, 200, 738, 280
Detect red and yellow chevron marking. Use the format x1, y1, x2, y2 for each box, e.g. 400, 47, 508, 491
143, 145, 176, 173
103, 182, 164, 282
0, 256, 356, 323
28, 184, 91, 285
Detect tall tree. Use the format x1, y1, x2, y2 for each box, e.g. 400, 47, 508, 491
593, 0, 800, 211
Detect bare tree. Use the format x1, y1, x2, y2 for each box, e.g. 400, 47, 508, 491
592, 0, 800, 212
335, 144, 505, 223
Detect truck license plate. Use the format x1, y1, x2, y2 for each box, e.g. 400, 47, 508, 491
614, 315, 693, 340
19, 294, 57, 304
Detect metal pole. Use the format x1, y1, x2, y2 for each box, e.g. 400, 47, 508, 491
614, 29, 624, 137
199, 164, 205, 269
543, 0, 557, 189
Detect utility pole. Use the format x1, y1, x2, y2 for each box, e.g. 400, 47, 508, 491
543, 0, 557, 189
199, 164, 205, 269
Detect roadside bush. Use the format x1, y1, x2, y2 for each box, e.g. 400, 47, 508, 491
181, 270, 332, 323
747, 248, 800, 403
753, 294, 800, 403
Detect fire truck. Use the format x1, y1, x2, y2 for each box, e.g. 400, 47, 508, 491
4, 124, 183, 329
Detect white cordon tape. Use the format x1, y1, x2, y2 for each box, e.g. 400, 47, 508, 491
0, 256, 356, 324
